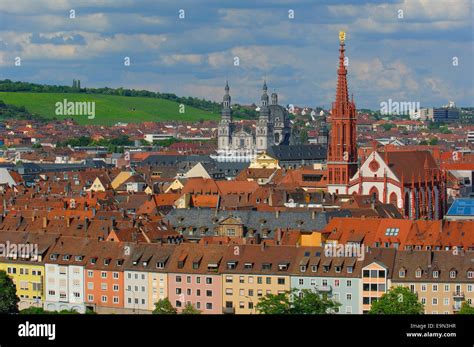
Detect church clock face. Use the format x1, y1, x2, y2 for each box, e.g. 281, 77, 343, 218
369, 159, 379, 172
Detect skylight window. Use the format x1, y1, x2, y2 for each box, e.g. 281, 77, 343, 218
385, 228, 399, 236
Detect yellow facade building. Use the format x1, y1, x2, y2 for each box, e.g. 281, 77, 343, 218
0, 261, 44, 309
0, 232, 57, 310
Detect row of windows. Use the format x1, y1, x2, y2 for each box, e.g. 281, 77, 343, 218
19, 295, 42, 299
300, 264, 353, 274
175, 275, 213, 284
363, 283, 386, 292
176, 301, 213, 310
297, 278, 352, 287
175, 288, 213, 297
87, 294, 119, 304
87, 282, 120, 291
225, 276, 286, 285
400, 269, 473, 279
225, 288, 286, 297
362, 270, 386, 278
87, 271, 120, 279
18, 281, 42, 291
414, 284, 472, 293
6, 267, 42, 276
47, 290, 81, 299
419, 297, 473, 306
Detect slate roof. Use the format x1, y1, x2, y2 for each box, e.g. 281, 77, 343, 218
393, 250, 474, 282
268, 144, 327, 161
139, 154, 211, 167
163, 208, 351, 239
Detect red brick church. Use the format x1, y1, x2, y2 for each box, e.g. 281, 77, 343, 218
326, 32, 446, 219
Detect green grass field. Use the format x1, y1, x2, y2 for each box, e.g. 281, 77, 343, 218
0, 92, 219, 125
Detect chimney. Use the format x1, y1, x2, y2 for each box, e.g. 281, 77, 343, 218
42, 216, 48, 229
275, 210, 280, 219
311, 210, 316, 220
66, 217, 70, 228
85, 217, 90, 231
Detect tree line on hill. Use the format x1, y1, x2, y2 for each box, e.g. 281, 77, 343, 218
0, 79, 258, 119
0, 100, 46, 122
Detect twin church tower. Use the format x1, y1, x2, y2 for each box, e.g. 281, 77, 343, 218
216, 80, 291, 161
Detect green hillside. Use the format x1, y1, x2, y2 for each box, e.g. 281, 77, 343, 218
0, 92, 219, 125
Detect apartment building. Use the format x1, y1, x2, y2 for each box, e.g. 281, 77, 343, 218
83, 241, 130, 314
0, 232, 57, 310
291, 246, 362, 314
124, 243, 175, 313
167, 243, 226, 314
44, 237, 91, 313
392, 250, 474, 314
221, 244, 296, 314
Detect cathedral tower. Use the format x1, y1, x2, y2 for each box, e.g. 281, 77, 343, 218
256, 81, 272, 152
327, 31, 358, 194
218, 81, 233, 151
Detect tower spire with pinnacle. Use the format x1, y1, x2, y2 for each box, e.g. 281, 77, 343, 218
327, 31, 358, 194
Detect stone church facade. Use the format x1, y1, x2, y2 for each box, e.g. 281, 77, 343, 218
215, 81, 291, 162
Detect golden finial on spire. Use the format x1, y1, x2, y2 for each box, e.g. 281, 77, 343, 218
339, 31, 346, 43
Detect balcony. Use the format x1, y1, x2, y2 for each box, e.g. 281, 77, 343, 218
452, 305, 462, 312
452, 291, 465, 300
223, 307, 235, 314
318, 285, 332, 292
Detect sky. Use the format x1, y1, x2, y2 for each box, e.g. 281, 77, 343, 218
0, 0, 472, 110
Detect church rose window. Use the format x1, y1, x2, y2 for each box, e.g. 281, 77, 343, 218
369, 160, 379, 172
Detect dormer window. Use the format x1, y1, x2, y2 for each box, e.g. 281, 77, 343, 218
63, 255, 70, 261
300, 265, 307, 273
104, 258, 110, 266
468, 271, 474, 279
399, 269, 406, 278
278, 263, 289, 271
50, 254, 58, 260
143, 261, 148, 267
335, 266, 342, 273
311, 265, 318, 272
208, 263, 219, 271
244, 262, 253, 269
450, 270, 456, 279
156, 262, 165, 269
415, 269, 422, 278
75, 255, 83, 262
432, 270, 439, 278
90, 257, 97, 265
323, 265, 330, 273
347, 266, 353, 274
116, 259, 123, 266
262, 263, 272, 270
227, 261, 237, 270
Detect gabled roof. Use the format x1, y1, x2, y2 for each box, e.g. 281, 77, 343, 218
383, 150, 438, 183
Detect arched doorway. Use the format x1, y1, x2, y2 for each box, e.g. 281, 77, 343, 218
369, 186, 379, 201
389, 192, 397, 206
